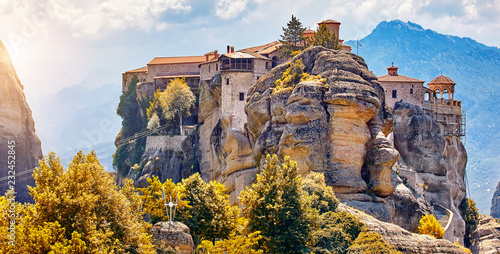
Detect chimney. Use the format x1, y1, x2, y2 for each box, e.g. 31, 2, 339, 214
231, 46, 235, 53
227, 45, 230, 53
206, 54, 209, 61
214, 50, 218, 58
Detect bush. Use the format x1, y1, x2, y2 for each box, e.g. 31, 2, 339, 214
302, 172, 339, 214
347, 231, 401, 254
460, 198, 480, 247
418, 214, 445, 239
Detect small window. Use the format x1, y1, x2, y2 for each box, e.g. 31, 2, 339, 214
216, 63, 219, 71
265, 62, 269, 69
410, 88, 413, 94
209, 65, 211, 72
392, 90, 397, 98
226, 79, 230, 85
239, 93, 245, 101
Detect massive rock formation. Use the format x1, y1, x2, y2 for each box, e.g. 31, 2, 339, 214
392, 102, 467, 243
491, 181, 500, 218
470, 215, 500, 254
339, 204, 467, 254
0, 40, 43, 202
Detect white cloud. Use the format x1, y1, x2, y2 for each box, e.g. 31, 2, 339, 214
215, 0, 249, 19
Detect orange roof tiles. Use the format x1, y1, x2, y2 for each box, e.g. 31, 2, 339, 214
319, 19, 340, 24
124, 66, 147, 74
239, 41, 281, 54
304, 29, 314, 34
429, 75, 456, 85
148, 56, 206, 65
378, 74, 424, 83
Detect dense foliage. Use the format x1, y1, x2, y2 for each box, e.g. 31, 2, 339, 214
113, 74, 148, 176
302, 172, 339, 214
240, 154, 316, 253
460, 198, 480, 247
347, 231, 401, 254
146, 77, 195, 135
307, 24, 341, 50
273, 59, 326, 94
278, 15, 306, 58
1, 151, 155, 254
418, 214, 445, 239
197, 231, 264, 254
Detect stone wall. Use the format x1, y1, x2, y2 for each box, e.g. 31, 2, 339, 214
122, 71, 147, 92
382, 82, 425, 109
147, 63, 201, 82
145, 136, 187, 152
221, 71, 254, 130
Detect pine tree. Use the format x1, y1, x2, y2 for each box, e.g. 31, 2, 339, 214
240, 154, 315, 253
460, 198, 479, 247
308, 24, 341, 50
278, 15, 306, 58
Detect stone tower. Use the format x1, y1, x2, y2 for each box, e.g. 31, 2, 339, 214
318, 19, 341, 37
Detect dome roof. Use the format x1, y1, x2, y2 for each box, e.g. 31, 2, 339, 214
319, 19, 340, 24
428, 75, 456, 85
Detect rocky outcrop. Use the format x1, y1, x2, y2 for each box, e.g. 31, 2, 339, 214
491, 181, 500, 218
245, 46, 398, 197
339, 204, 467, 254
152, 221, 194, 254
0, 40, 43, 202
470, 215, 500, 254
132, 134, 195, 187
392, 101, 467, 243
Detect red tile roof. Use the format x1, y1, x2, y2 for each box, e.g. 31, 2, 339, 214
239, 41, 281, 55
378, 74, 424, 83
428, 75, 456, 85
124, 66, 147, 74
319, 19, 340, 24
148, 56, 206, 65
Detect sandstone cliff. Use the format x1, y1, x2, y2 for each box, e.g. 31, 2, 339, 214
392, 102, 467, 243
0, 40, 43, 202
470, 215, 500, 254
491, 181, 500, 218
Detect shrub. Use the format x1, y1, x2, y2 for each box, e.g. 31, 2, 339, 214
418, 214, 445, 239
347, 231, 401, 254
460, 198, 479, 247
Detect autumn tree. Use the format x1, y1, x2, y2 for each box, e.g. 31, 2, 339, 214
347, 231, 401, 254
302, 172, 339, 214
28, 151, 155, 253
460, 198, 480, 247
240, 154, 315, 253
278, 15, 307, 58
308, 24, 341, 50
147, 77, 195, 135
418, 214, 445, 239
197, 231, 264, 254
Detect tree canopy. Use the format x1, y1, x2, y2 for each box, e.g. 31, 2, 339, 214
278, 15, 307, 58
308, 24, 341, 50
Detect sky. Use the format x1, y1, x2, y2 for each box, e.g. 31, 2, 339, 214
1, 0, 499, 100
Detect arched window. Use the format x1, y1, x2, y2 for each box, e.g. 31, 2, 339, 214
272, 56, 279, 68
443, 89, 449, 100
434, 89, 441, 98
424, 92, 430, 101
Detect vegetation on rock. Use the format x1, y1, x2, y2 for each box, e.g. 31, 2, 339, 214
346, 231, 401, 254
278, 15, 306, 58
113, 74, 148, 176
302, 172, 339, 214
307, 24, 341, 50
418, 214, 445, 239
460, 198, 480, 247
273, 59, 326, 94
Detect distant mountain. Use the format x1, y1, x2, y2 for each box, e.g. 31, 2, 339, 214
30, 79, 122, 171
346, 20, 500, 214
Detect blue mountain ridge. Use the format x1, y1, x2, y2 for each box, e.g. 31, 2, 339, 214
345, 20, 500, 214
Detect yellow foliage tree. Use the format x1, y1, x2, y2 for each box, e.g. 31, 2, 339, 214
197, 231, 263, 254
22, 151, 155, 253
418, 214, 445, 239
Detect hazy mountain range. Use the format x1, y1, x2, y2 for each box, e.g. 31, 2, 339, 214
346, 20, 500, 214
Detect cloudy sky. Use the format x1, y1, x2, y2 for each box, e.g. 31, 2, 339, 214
1, 0, 499, 100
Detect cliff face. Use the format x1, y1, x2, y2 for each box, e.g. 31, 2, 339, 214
393, 102, 467, 243
470, 215, 500, 254
491, 181, 500, 218
0, 40, 43, 202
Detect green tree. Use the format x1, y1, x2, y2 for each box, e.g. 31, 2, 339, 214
197, 231, 264, 254
347, 231, 401, 254
278, 15, 306, 58
308, 24, 341, 50
28, 151, 155, 253
240, 154, 315, 253
418, 214, 445, 239
311, 211, 366, 254
147, 77, 195, 135
180, 173, 239, 245
460, 198, 480, 247
302, 172, 339, 214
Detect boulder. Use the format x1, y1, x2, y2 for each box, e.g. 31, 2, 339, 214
152, 221, 194, 254
0, 40, 43, 202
